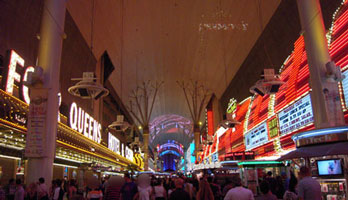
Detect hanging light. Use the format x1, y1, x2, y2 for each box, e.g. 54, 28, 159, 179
68, 72, 109, 100
108, 115, 130, 131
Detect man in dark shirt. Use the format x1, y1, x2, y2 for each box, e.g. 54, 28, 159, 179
169, 178, 190, 200
121, 174, 137, 200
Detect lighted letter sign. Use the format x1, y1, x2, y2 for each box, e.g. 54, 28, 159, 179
3, 50, 59, 105
245, 122, 268, 150
6, 50, 24, 95
69, 102, 101, 143
22, 66, 35, 104
278, 94, 313, 135
125, 146, 134, 161
108, 133, 120, 154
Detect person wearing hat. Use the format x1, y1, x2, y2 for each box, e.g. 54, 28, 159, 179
224, 176, 254, 200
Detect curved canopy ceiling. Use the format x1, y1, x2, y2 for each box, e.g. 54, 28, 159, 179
67, 0, 280, 121
150, 114, 193, 148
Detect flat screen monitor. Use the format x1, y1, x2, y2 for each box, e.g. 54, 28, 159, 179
317, 159, 343, 176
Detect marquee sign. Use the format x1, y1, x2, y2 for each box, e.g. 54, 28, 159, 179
69, 102, 102, 143
245, 122, 268, 150
278, 94, 313, 135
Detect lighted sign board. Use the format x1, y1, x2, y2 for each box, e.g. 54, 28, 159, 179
3, 50, 34, 104
2, 50, 62, 121
125, 146, 134, 161
268, 117, 279, 139
278, 94, 313, 135
226, 98, 237, 114
108, 133, 120, 154
245, 122, 268, 150
69, 102, 102, 143
341, 69, 348, 107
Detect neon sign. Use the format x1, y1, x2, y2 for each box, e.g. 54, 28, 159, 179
226, 98, 237, 114
125, 146, 134, 161
3, 50, 33, 104
108, 133, 120, 154
69, 102, 101, 143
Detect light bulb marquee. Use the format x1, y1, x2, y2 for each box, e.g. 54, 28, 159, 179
203, 1, 348, 162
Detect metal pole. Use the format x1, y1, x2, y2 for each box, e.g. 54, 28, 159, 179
194, 125, 200, 160
297, 0, 345, 128
27, 0, 66, 185
143, 127, 149, 171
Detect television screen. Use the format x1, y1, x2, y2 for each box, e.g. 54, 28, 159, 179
317, 159, 343, 176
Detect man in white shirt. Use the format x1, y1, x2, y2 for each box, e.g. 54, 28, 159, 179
224, 176, 254, 200
37, 177, 49, 200
14, 179, 24, 200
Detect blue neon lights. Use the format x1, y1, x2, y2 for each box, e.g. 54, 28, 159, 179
160, 150, 180, 157
292, 126, 348, 141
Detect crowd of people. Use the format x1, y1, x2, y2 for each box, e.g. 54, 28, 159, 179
0, 166, 322, 200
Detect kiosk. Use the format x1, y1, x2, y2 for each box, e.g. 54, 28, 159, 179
279, 127, 348, 200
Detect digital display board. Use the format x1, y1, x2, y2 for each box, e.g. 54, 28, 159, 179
278, 94, 313, 135
245, 122, 268, 150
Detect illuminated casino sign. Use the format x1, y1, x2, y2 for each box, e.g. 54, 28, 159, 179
108, 132, 120, 154
125, 146, 134, 161
278, 94, 313, 135
2, 50, 34, 104
108, 132, 134, 161
69, 102, 102, 143
245, 122, 268, 150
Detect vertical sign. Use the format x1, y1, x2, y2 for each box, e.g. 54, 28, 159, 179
268, 117, 279, 139
25, 88, 48, 157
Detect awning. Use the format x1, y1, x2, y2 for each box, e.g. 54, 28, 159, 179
277, 142, 348, 160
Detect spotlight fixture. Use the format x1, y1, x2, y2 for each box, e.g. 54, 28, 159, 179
249, 69, 284, 96
219, 118, 241, 129
68, 72, 109, 100
108, 115, 130, 132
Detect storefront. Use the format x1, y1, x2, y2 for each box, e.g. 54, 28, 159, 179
279, 127, 348, 200
0, 87, 140, 185
204, 0, 348, 165
0, 3, 141, 185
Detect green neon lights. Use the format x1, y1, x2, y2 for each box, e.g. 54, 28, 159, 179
237, 161, 283, 166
